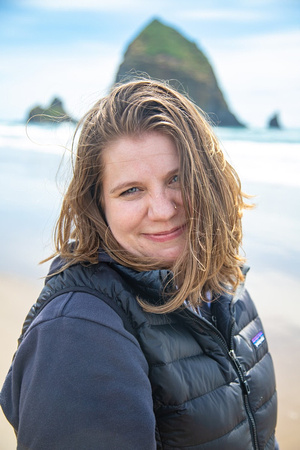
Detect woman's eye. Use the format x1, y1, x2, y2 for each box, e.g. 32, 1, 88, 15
170, 175, 179, 184
120, 187, 140, 196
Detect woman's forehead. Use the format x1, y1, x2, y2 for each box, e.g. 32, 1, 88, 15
103, 131, 178, 165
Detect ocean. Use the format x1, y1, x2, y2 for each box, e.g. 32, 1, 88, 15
0, 121, 299, 282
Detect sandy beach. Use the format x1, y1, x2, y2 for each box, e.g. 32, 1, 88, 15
0, 270, 299, 449
0, 274, 43, 449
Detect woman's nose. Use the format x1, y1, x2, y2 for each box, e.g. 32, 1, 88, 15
147, 192, 177, 221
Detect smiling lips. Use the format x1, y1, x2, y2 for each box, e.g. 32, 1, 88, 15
143, 225, 186, 243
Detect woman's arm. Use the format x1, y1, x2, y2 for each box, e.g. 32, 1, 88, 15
1, 292, 156, 450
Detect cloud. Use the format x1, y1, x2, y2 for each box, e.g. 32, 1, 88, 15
206, 29, 300, 126
24, 0, 164, 12
212, 28, 300, 84
176, 8, 262, 22
0, 41, 122, 121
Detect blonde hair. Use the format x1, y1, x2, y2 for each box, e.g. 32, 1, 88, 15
48, 79, 251, 313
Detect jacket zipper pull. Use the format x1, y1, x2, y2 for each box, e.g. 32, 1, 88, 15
229, 349, 251, 394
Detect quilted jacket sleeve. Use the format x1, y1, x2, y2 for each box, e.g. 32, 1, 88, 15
0, 292, 156, 450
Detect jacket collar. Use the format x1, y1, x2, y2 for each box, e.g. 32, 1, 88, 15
98, 249, 171, 302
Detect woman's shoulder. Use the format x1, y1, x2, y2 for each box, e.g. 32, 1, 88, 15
25, 289, 138, 345
18, 258, 135, 344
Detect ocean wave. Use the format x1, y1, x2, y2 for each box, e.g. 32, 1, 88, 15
222, 140, 300, 188
0, 122, 75, 155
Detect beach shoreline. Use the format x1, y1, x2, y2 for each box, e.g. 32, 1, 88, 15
0, 270, 299, 449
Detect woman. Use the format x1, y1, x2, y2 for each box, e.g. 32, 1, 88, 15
1, 80, 278, 449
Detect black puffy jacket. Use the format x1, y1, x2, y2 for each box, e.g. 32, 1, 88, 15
5, 253, 278, 449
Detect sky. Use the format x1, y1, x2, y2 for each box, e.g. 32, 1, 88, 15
0, 0, 299, 128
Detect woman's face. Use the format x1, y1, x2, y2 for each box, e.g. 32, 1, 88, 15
102, 131, 187, 265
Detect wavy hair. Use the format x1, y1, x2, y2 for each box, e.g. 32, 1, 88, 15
47, 79, 252, 313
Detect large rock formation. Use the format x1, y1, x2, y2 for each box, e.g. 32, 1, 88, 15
27, 97, 76, 124
114, 19, 244, 127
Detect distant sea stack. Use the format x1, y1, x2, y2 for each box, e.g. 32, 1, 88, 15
27, 97, 76, 124
114, 19, 244, 127
268, 113, 282, 129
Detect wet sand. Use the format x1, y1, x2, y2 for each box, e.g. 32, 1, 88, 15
0, 271, 299, 449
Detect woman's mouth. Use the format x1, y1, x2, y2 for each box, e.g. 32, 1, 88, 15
143, 225, 186, 243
